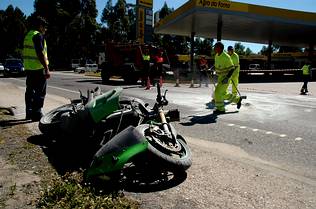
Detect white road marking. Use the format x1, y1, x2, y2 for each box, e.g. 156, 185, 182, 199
223, 121, 303, 142
8, 77, 79, 94
48, 86, 79, 94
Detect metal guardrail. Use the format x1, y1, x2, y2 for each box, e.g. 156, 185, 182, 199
240, 68, 300, 73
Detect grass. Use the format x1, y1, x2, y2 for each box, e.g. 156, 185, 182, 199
0, 107, 140, 209
37, 172, 139, 209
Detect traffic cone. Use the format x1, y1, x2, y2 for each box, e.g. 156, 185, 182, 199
145, 76, 151, 90
159, 76, 163, 87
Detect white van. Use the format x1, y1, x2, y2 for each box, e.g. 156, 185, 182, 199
249, 64, 261, 70
75, 63, 98, 73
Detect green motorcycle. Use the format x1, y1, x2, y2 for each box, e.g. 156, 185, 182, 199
39, 84, 192, 181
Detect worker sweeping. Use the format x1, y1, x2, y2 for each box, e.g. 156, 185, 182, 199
224, 45, 242, 105
213, 42, 242, 114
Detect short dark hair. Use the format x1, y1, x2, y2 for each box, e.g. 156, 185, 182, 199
214, 42, 224, 50
227, 46, 234, 51
34, 16, 48, 29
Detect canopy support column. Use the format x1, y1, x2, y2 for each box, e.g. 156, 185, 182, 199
267, 40, 272, 70
308, 43, 314, 61
217, 14, 223, 41
190, 32, 196, 87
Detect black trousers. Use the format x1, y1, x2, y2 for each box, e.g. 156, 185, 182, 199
301, 75, 310, 92
25, 70, 47, 116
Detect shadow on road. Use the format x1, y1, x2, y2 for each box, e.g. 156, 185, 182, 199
27, 134, 97, 175
0, 118, 34, 128
181, 113, 218, 126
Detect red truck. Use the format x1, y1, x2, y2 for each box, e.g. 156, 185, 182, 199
99, 41, 170, 84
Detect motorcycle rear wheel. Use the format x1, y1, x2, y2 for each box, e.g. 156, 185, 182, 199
136, 124, 192, 171
39, 104, 74, 135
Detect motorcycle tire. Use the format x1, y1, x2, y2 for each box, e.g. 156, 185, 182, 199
136, 124, 192, 171
39, 104, 74, 135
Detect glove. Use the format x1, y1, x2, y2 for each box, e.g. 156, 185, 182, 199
222, 77, 229, 84
226, 68, 235, 79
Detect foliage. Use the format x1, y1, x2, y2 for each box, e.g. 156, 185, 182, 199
0, 5, 27, 61
245, 47, 252, 56
101, 0, 136, 41
278, 46, 303, 53
260, 44, 279, 55
159, 2, 173, 19
37, 172, 139, 208
195, 38, 214, 56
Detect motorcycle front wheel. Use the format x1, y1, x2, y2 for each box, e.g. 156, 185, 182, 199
39, 104, 75, 135
136, 124, 192, 171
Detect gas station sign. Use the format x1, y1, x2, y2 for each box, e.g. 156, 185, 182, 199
139, 0, 153, 8
136, 0, 153, 43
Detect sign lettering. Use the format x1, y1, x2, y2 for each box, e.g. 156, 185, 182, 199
197, 0, 248, 12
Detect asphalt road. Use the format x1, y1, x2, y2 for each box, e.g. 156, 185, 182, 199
1, 71, 316, 208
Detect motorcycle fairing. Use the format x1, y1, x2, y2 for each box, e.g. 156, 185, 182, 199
85, 88, 122, 123
86, 126, 148, 177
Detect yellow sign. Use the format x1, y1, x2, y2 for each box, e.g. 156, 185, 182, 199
139, 0, 153, 8
138, 7, 145, 43
196, 0, 248, 12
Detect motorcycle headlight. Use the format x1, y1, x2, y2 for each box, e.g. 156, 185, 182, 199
21, 67, 24, 71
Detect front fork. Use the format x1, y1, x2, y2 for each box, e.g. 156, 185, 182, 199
158, 107, 177, 144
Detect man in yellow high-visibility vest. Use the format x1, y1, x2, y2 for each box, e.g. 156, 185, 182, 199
225, 45, 242, 105
300, 62, 312, 94
23, 16, 50, 121
213, 42, 242, 114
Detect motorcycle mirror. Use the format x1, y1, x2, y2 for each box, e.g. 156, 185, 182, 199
163, 89, 168, 97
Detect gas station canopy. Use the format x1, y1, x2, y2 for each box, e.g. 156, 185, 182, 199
154, 0, 316, 48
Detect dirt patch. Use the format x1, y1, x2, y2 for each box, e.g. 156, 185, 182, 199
0, 109, 55, 208
0, 109, 139, 208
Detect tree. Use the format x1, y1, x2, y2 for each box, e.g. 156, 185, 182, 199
101, 0, 134, 41
0, 5, 27, 60
278, 46, 302, 53
259, 44, 278, 55
245, 47, 252, 56
30, 0, 98, 67
159, 2, 173, 19
195, 38, 214, 56
234, 42, 245, 55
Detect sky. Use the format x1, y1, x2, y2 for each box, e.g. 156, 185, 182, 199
1, 0, 316, 53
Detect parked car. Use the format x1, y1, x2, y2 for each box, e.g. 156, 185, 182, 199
74, 63, 98, 73
71, 59, 80, 69
248, 64, 261, 70
0, 63, 4, 75
4, 58, 25, 77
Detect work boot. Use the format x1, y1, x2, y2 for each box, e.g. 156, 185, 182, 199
237, 97, 242, 109
25, 110, 32, 120
213, 109, 225, 114
31, 111, 43, 122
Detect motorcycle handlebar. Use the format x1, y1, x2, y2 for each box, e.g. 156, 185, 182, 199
155, 84, 168, 106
